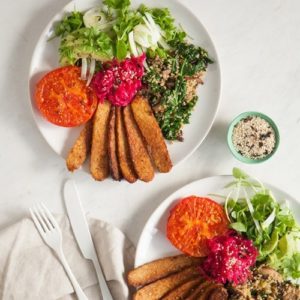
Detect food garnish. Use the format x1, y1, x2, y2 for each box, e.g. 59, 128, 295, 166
167, 196, 229, 257
232, 115, 276, 159
224, 168, 300, 281
35, 66, 98, 127
201, 230, 258, 285
92, 54, 145, 106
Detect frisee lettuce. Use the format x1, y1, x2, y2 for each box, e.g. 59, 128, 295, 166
59, 28, 113, 65
224, 168, 300, 281
54, 11, 84, 37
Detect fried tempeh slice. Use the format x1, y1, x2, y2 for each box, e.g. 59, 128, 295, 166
128, 254, 203, 287
161, 277, 204, 300
123, 105, 154, 182
66, 120, 93, 171
197, 283, 224, 300
131, 95, 172, 173
90, 100, 111, 181
116, 107, 137, 183
185, 281, 213, 300
207, 286, 228, 300
108, 106, 121, 180
133, 266, 200, 300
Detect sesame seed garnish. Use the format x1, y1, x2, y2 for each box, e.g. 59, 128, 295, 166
232, 116, 276, 159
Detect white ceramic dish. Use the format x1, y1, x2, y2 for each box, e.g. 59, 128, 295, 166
28, 0, 221, 170
135, 175, 300, 266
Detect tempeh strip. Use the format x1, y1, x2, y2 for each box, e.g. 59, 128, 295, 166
116, 107, 137, 183
108, 106, 121, 180
131, 95, 172, 173
66, 120, 92, 171
90, 100, 111, 180
185, 281, 212, 300
133, 266, 200, 300
123, 106, 154, 182
128, 254, 203, 287
161, 277, 204, 300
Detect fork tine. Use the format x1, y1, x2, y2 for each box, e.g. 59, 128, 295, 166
30, 208, 46, 234
32, 206, 48, 232
41, 202, 60, 230
36, 202, 53, 230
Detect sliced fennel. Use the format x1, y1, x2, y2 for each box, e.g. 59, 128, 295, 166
83, 7, 115, 31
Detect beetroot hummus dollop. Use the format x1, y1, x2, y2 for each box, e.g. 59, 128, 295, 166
201, 230, 258, 285
92, 54, 146, 106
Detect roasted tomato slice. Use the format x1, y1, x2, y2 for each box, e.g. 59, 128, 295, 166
167, 196, 229, 257
35, 66, 98, 127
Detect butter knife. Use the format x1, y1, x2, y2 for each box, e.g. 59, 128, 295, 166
64, 179, 113, 300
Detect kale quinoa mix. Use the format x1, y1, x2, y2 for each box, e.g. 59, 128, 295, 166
142, 42, 213, 141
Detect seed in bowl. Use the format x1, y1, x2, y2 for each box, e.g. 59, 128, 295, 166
232, 116, 276, 159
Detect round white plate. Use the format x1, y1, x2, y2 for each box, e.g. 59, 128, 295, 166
29, 0, 221, 168
135, 175, 300, 266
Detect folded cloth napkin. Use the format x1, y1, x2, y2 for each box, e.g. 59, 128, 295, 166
0, 216, 135, 300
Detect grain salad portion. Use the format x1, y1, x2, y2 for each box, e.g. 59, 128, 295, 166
232, 116, 276, 159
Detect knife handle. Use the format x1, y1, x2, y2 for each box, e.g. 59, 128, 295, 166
92, 256, 114, 300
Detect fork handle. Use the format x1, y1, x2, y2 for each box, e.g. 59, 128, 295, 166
57, 249, 88, 300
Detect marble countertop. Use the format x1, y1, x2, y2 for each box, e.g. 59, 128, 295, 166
0, 0, 299, 246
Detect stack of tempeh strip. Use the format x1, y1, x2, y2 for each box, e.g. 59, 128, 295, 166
127, 254, 228, 300
66, 95, 172, 183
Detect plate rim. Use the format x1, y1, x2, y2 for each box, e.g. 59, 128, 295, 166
28, 0, 222, 169
135, 174, 299, 266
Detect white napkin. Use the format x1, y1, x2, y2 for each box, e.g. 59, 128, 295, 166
0, 216, 135, 300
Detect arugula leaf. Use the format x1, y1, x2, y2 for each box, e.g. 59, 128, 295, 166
230, 222, 247, 232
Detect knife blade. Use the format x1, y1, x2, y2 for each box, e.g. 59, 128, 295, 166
64, 179, 113, 300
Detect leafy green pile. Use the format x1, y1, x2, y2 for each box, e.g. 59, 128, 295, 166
224, 168, 300, 281
53, 0, 187, 64
144, 42, 212, 141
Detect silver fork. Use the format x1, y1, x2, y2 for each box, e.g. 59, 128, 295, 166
30, 203, 88, 300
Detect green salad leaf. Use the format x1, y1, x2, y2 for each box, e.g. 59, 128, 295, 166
112, 9, 143, 60
59, 28, 114, 65
138, 5, 186, 43
103, 0, 130, 10
54, 11, 84, 37
224, 168, 300, 281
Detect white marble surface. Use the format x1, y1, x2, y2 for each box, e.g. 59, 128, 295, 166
0, 0, 299, 247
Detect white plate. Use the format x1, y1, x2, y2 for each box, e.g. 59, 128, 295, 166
135, 175, 300, 266
28, 0, 221, 168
